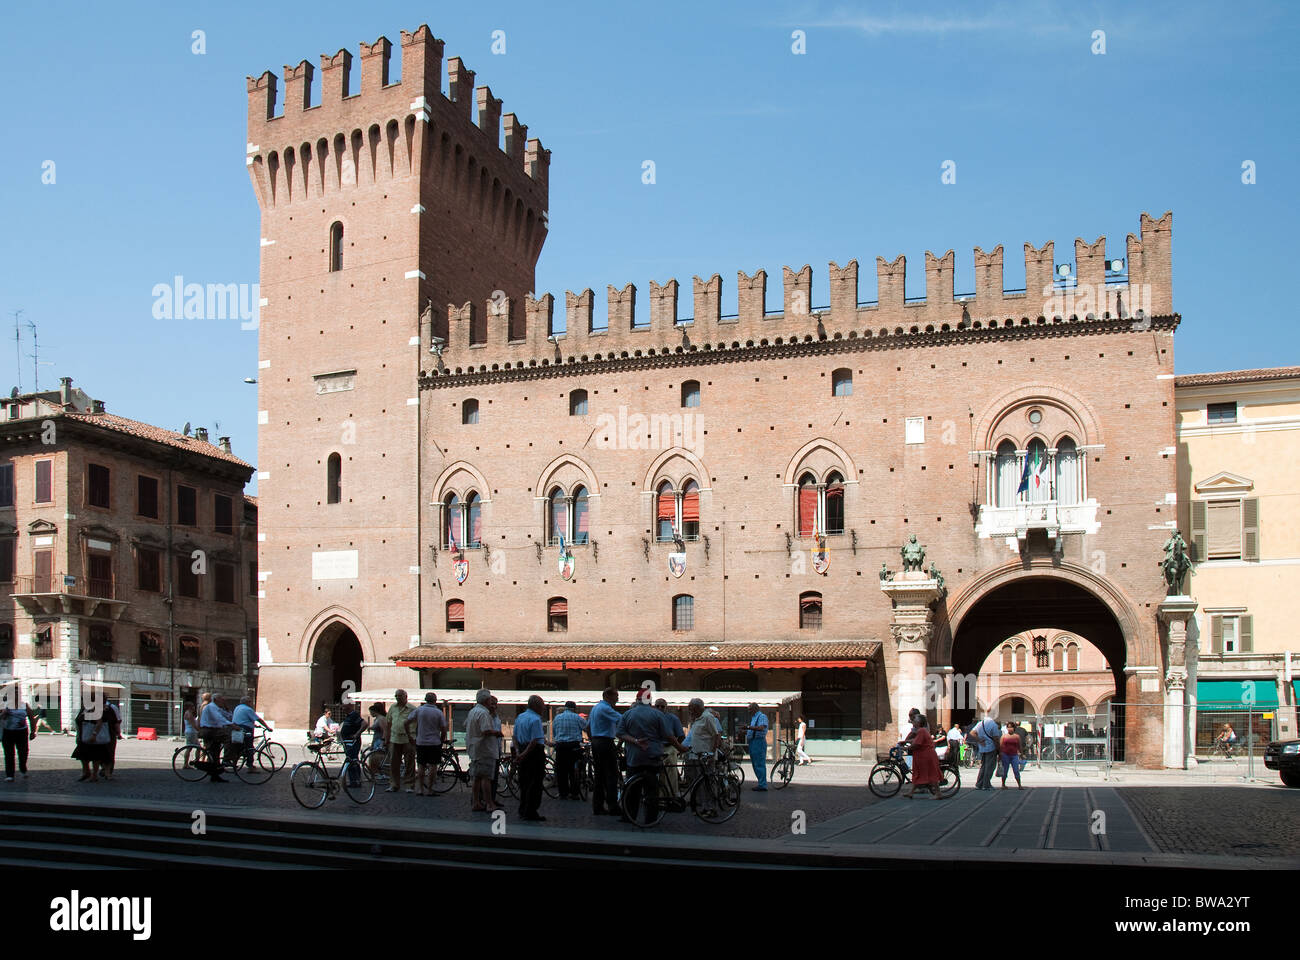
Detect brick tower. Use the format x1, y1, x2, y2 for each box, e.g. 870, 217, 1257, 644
245, 25, 548, 726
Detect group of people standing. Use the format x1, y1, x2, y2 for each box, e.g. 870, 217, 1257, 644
963, 715, 1027, 790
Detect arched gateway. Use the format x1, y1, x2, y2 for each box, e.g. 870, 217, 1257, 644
304, 610, 370, 723
894, 560, 1163, 764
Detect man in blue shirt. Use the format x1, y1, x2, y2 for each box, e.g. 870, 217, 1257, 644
587, 687, 622, 816
513, 695, 548, 821
616, 691, 686, 823
231, 697, 271, 771
552, 700, 588, 800
970, 714, 1002, 790
741, 702, 769, 791
198, 695, 235, 783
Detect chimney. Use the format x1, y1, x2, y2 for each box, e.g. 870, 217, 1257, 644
195, 427, 209, 443
59, 377, 73, 405
91, 399, 105, 414
218, 436, 232, 454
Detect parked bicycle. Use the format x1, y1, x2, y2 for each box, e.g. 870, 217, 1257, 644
620, 750, 741, 827
302, 733, 345, 763
172, 738, 275, 785
868, 744, 960, 799
769, 738, 800, 789
430, 741, 471, 793
289, 739, 375, 808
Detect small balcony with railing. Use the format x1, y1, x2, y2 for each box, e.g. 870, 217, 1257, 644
975, 444, 1099, 543
10, 573, 130, 620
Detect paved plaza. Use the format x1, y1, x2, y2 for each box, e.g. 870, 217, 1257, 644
5, 736, 1296, 866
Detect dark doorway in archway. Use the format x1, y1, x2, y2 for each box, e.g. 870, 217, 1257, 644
950, 577, 1127, 759
309, 624, 363, 720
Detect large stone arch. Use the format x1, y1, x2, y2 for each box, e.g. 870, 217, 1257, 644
299, 604, 377, 664
934, 559, 1147, 669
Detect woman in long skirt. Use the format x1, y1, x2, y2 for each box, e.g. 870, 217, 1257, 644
903, 715, 943, 799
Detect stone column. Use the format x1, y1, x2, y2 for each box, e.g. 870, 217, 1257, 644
1159, 596, 1197, 769
882, 572, 943, 742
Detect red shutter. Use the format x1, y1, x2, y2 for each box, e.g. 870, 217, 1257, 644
548, 598, 568, 616
798, 487, 817, 536
681, 488, 700, 522
657, 492, 676, 521
470, 504, 482, 543
446, 600, 465, 620
551, 497, 566, 539
800, 594, 821, 609
576, 501, 590, 535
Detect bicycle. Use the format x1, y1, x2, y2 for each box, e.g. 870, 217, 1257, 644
172, 737, 275, 785
255, 731, 288, 771
289, 739, 375, 808
497, 749, 559, 799
868, 744, 960, 799
620, 750, 741, 828
769, 738, 800, 789
303, 733, 345, 762
359, 742, 389, 784
431, 742, 471, 793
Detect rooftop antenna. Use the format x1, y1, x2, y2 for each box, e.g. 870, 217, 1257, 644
11, 310, 21, 394
24, 317, 38, 392
182, 421, 192, 436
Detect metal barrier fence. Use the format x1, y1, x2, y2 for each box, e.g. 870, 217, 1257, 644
1107, 700, 1284, 780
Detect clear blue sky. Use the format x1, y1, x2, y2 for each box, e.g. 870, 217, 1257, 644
2, 1, 1296, 480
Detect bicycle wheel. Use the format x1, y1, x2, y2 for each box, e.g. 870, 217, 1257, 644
235, 748, 275, 785
770, 757, 794, 789
620, 773, 666, 828
342, 760, 376, 804
868, 762, 903, 798
501, 761, 520, 799
690, 771, 740, 824
289, 761, 330, 809
263, 740, 288, 770
541, 758, 559, 799
938, 763, 960, 798
577, 757, 594, 801
431, 755, 460, 793
728, 760, 745, 786
173, 745, 209, 782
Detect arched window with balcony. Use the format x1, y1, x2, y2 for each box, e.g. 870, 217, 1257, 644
548, 485, 589, 546
656, 481, 676, 542
994, 440, 1018, 507
465, 491, 482, 548
832, 368, 852, 396
547, 487, 566, 545
1025, 438, 1051, 504
681, 480, 699, 540
1056, 436, 1080, 505
326, 453, 341, 504
572, 486, 589, 544
444, 493, 462, 549
800, 591, 822, 630
329, 221, 344, 272
797, 473, 818, 538
825, 472, 845, 535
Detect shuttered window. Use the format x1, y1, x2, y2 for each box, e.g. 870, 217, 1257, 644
1211, 614, 1253, 654
87, 464, 110, 508
35, 460, 52, 504
800, 592, 822, 630
1242, 498, 1260, 561
548, 597, 568, 633
446, 599, 465, 633
1207, 500, 1242, 559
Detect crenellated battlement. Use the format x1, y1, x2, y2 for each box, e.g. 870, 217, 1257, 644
245, 24, 548, 214
425, 212, 1174, 376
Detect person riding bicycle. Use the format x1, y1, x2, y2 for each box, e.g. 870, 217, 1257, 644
615, 689, 686, 823
338, 698, 370, 786
1215, 723, 1238, 757
231, 696, 271, 769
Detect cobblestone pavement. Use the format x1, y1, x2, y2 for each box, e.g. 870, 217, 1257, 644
1123, 787, 1300, 858
9, 738, 1297, 855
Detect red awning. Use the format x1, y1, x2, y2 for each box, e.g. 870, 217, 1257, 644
657, 492, 675, 521
445, 600, 465, 620
395, 658, 867, 670
681, 487, 699, 522
548, 598, 568, 616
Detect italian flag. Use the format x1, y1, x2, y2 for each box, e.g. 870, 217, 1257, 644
1017, 446, 1045, 495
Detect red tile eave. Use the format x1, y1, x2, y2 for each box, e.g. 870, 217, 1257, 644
750, 660, 867, 669
395, 658, 869, 670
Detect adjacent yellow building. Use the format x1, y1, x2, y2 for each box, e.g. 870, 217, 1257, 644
1176, 366, 1300, 752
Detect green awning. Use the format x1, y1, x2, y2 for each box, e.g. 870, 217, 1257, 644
1197, 679, 1278, 708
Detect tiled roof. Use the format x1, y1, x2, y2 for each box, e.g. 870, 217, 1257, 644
394, 639, 880, 664
60, 412, 253, 469
1175, 366, 1300, 388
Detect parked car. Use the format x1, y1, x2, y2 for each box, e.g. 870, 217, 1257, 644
1262, 738, 1300, 787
